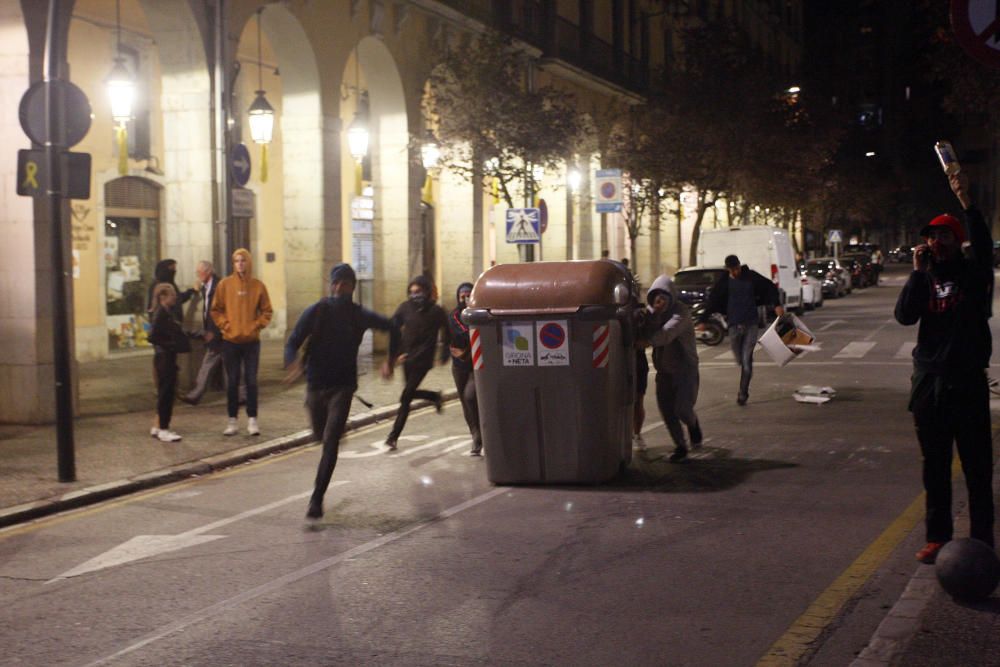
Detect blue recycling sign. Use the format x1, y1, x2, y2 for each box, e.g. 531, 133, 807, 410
505, 208, 541, 244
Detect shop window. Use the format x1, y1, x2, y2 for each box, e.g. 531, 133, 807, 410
104, 177, 161, 351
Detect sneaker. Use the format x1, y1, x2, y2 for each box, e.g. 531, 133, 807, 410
157, 429, 182, 442
385, 438, 398, 451
916, 541, 946, 564
305, 502, 323, 520
150, 426, 159, 438
247, 417, 260, 436
669, 447, 689, 463
633, 434, 647, 451
223, 418, 239, 436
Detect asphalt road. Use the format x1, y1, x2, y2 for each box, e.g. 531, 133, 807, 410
0, 264, 993, 666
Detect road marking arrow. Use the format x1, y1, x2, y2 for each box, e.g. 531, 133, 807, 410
49, 483, 348, 582
816, 319, 847, 332
340, 434, 428, 459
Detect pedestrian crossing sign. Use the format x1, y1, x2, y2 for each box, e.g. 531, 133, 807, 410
505, 208, 541, 244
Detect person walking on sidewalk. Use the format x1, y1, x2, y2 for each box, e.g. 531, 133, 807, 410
701, 254, 783, 405
641, 275, 703, 463
895, 171, 995, 564
211, 248, 273, 437
384, 275, 451, 451
148, 283, 191, 442
285, 263, 399, 521
180, 260, 223, 405
447, 282, 482, 456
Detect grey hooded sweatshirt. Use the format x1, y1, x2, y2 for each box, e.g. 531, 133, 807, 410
644, 275, 699, 375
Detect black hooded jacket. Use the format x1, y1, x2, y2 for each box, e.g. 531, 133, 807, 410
146, 259, 195, 320
448, 282, 475, 370
391, 275, 451, 368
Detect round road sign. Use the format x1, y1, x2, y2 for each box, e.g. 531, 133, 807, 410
951, 0, 1000, 69
539, 322, 566, 349
18, 80, 92, 147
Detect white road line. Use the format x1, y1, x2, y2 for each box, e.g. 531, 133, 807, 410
443, 439, 473, 453
816, 319, 847, 332
864, 318, 896, 341
395, 435, 465, 457
834, 342, 877, 359
82, 486, 511, 667
895, 342, 916, 359
713, 349, 735, 361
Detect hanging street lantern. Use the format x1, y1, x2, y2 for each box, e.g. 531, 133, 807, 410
347, 111, 369, 162
248, 8, 276, 182
420, 131, 440, 171
107, 0, 134, 175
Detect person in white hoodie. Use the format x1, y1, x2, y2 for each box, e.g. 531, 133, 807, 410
641, 275, 703, 462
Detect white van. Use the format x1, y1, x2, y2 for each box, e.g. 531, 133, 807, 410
696, 225, 803, 312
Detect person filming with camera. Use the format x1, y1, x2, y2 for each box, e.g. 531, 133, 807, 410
894, 168, 995, 564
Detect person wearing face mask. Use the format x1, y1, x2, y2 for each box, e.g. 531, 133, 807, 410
448, 282, 482, 456
895, 172, 994, 564
385, 275, 451, 451
641, 275, 703, 463
146, 258, 196, 321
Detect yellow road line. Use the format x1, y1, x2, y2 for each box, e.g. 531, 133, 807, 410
756, 491, 926, 666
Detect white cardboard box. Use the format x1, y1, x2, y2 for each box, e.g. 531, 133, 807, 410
758, 314, 815, 367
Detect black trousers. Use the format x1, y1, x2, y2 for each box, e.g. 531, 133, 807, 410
451, 364, 481, 451
388, 362, 438, 441
654, 369, 702, 450
223, 340, 260, 418
307, 386, 354, 508
154, 350, 178, 430
912, 371, 994, 547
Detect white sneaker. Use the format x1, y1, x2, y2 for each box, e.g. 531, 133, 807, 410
247, 417, 260, 436
150, 426, 159, 438
633, 434, 646, 451
223, 418, 239, 436
157, 430, 182, 442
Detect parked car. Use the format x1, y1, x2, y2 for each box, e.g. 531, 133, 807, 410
889, 246, 913, 263
672, 267, 728, 305
696, 225, 804, 313
796, 266, 824, 309
841, 253, 877, 288
803, 257, 851, 298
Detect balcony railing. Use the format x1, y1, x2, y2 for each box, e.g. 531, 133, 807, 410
435, 0, 649, 95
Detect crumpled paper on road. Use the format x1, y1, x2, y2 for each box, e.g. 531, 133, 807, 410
794, 385, 837, 404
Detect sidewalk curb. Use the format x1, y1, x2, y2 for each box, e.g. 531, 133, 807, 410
0, 390, 458, 529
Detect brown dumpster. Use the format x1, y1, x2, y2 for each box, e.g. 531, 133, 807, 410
462, 260, 637, 484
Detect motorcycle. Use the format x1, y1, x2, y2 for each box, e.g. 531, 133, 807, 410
691, 301, 727, 346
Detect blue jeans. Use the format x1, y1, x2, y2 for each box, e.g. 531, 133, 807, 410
729, 323, 758, 401
223, 340, 260, 418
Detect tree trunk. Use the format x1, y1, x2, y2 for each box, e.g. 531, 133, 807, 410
687, 191, 708, 266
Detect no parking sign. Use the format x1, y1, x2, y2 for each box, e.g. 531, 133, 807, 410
951, 0, 1000, 68
536, 320, 569, 366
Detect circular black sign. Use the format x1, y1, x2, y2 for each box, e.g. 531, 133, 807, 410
19, 80, 93, 147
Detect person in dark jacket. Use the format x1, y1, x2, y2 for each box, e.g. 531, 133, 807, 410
285, 263, 400, 521
701, 255, 783, 405
385, 275, 451, 451
181, 260, 223, 405
894, 172, 994, 564
146, 258, 195, 321
148, 283, 191, 442
448, 282, 482, 456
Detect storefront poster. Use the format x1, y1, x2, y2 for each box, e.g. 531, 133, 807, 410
104, 236, 118, 268
119, 255, 141, 282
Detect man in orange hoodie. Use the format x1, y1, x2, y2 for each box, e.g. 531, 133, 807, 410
211, 248, 273, 436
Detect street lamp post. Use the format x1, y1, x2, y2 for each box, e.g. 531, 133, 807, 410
106, 0, 134, 175
420, 130, 439, 204
248, 8, 275, 183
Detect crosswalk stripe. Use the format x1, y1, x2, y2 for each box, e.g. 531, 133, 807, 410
713, 349, 735, 361
834, 341, 877, 359
894, 342, 916, 359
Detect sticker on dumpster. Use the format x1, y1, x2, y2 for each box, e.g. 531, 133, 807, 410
502, 322, 534, 366
592, 324, 610, 368
471, 328, 483, 370
537, 320, 569, 366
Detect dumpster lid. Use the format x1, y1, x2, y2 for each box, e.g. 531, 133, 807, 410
469, 260, 633, 315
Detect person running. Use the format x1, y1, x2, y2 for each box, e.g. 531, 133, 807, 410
385, 275, 451, 451
148, 283, 191, 442
447, 282, 482, 456
701, 254, 783, 405
642, 275, 703, 462
211, 248, 273, 436
285, 264, 400, 521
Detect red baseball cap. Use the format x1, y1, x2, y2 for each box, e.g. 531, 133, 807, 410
920, 214, 965, 243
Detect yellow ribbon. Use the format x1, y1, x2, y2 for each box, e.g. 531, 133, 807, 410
116, 125, 128, 175
260, 143, 269, 183
22, 161, 39, 190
